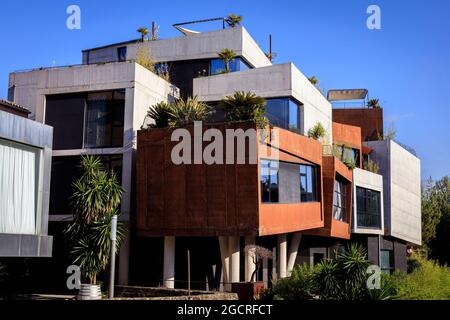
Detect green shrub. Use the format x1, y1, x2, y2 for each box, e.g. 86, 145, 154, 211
395, 254, 450, 300
270, 263, 315, 300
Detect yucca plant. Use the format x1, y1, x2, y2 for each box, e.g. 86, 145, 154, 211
367, 98, 381, 109
217, 48, 237, 73
147, 101, 173, 128
225, 14, 243, 27
168, 96, 210, 127
308, 76, 318, 86
137, 27, 149, 41
308, 122, 326, 140
219, 91, 268, 128
64, 156, 125, 285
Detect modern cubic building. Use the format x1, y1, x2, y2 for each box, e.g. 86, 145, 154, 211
5, 22, 421, 291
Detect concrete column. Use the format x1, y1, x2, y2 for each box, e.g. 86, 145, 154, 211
287, 232, 302, 276
244, 236, 255, 282
278, 234, 287, 278
272, 247, 277, 281
229, 236, 240, 283
118, 226, 130, 285
163, 236, 175, 288
263, 258, 268, 288
218, 236, 230, 291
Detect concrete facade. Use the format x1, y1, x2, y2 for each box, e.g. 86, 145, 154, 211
364, 140, 421, 245
0, 109, 53, 257
83, 27, 272, 69
8, 61, 179, 281
352, 167, 384, 235
193, 63, 333, 143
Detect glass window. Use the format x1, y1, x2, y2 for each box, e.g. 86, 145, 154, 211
117, 46, 127, 62
356, 187, 381, 228
333, 179, 347, 221
334, 144, 360, 168
210, 57, 250, 75
49, 155, 123, 215
84, 90, 125, 148
265, 98, 301, 133
300, 164, 318, 202
0, 139, 40, 234
260, 159, 279, 203
380, 250, 394, 274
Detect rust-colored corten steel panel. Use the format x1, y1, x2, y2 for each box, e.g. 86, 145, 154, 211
304, 156, 352, 239
137, 123, 325, 237
332, 108, 383, 141
332, 122, 362, 167
137, 123, 260, 237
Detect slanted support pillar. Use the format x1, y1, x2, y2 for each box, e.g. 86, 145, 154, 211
287, 233, 302, 276
245, 236, 256, 282
278, 234, 287, 278
218, 236, 230, 291
163, 236, 175, 288
229, 236, 240, 283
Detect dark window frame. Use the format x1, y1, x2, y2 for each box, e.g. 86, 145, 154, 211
300, 164, 319, 202
356, 187, 382, 229
265, 97, 303, 134
333, 179, 348, 222
117, 46, 127, 62
260, 159, 279, 203
380, 249, 394, 274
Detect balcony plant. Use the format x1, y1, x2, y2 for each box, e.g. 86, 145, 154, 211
308, 122, 326, 140
363, 158, 380, 174
64, 156, 125, 300
146, 101, 173, 128
217, 48, 237, 73
219, 91, 268, 128
367, 98, 381, 109
168, 96, 211, 127
225, 14, 243, 28
137, 27, 149, 41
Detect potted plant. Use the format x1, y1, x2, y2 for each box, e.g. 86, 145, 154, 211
232, 245, 273, 300
64, 156, 125, 300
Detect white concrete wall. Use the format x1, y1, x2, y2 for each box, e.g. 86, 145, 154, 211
9, 61, 179, 222
83, 27, 271, 68
193, 63, 333, 142
364, 140, 422, 245
352, 168, 384, 235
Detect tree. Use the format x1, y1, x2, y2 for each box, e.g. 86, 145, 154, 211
146, 101, 173, 128
64, 156, 125, 285
137, 27, 149, 41
219, 91, 268, 128
225, 14, 243, 28
244, 245, 273, 282
168, 96, 210, 127
135, 43, 155, 72
367, 98, 381, 109
428, 176, 450, 265
217, 48, 237, 73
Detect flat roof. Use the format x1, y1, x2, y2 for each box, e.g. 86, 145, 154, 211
327, 89, 368, 101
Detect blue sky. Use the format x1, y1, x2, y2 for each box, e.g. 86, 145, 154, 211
1, 0, 449, 179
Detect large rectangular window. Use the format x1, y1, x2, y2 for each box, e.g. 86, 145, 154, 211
333, 144, 360, 167
50, 155, 123, 215
0, 138, 40, 234
117, 46, 127, 62
265, 98, 302, 133
380, 250, 394, 274
300, 164, 319, 202
45, 90, 125, 150
260, 159, 279, 203
333, 179, 348, 222
210, 57, 249, 75
356, 187, 381, 228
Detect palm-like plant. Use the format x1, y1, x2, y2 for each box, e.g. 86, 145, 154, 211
219, 91, 268, 127
307, 122, 326, 140
147, 101, 173, 128
64, 156, 125, 285
225, 14, 243, 28
137, 27, 149, 41
367, 98, 381, 109
217, 48, 237, 73
308, 76, 318, 86
168, 96, 210, 127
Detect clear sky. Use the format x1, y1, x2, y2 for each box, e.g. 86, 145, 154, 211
1, 0, 449, 179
